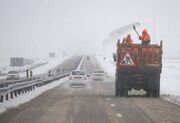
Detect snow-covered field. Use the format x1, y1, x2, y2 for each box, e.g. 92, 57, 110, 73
0, 56, 84, 114
30, 56, 70, 76
0, 59, 47, 75
95, 56, 180, 96
161, 58, 180, 96
0, 56, 69, 79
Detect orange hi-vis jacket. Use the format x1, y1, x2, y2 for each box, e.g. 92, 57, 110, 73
124, 37, 133, 45
140, 32, 151, 42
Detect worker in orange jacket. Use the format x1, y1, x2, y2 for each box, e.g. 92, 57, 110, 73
139, 29, 151, 45
124, 34, 133, 45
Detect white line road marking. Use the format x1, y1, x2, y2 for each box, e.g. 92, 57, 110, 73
110, 104, 115, 107
116, 113, 122, 118
106, 98, 111, 101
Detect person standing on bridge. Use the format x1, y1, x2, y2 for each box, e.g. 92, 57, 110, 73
139, 29, 151, 45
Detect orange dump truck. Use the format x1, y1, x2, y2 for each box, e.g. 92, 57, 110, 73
115, 40, 163, 97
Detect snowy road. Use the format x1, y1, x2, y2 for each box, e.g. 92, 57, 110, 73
0, 56, 180, 123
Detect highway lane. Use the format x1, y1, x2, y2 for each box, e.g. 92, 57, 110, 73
0, 56, 180, 123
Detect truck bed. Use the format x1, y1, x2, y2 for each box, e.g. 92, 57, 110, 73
116, 41, 163, 71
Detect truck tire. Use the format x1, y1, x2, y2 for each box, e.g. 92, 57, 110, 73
115, 74, 123, 96
153, 76, 160, 97
121, 77, 128, 97
123, 88, 128, 97
115, 80, 123, 96
147, 75, 160, 97
115, 78, 120, 96
147, 77, 153, 97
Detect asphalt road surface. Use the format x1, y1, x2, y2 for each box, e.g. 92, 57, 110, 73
0, 56, 180, 123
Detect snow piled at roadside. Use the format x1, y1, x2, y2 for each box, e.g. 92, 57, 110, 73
0, 59, 47, 75
0, 56, 69, 79
0, 77, 68, 114
32, 56, 69, 76
95, 55, 180, 96
160, 58, 180, 96
0, 56, 83, 114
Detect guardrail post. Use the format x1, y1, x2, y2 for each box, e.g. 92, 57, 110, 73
10, 92, 13, 99
24, 88, 27, 93
22, 89, 24, 94
14, 91, 17, 97
28, 87, 30, 92
0, 95, 4, 102
5, 93, 9, 100
18, 90, 21, 95
32, 85, 35, 90
26, 88, 29, 92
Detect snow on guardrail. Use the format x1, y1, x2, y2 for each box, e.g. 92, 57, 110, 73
0, 56, 84, 114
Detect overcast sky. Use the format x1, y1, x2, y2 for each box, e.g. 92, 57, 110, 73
0, 0, 180, 60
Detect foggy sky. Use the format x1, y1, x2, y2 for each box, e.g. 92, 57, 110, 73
0, 0, 180, 60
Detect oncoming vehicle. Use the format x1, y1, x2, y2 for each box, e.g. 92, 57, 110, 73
6, 71, 19, 80
92, 70, 106, 80
69, 70, 88, 86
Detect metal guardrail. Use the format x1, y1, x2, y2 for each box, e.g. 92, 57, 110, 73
0, 79, 37, 95
0, 72, 70, 103
0, 56, 83, 103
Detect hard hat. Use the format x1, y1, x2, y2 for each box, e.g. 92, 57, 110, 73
143, 29, 147, 33
127, 34, 131, 37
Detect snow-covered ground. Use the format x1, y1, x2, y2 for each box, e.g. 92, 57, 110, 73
0, 56, 69, 79
95, 56, 180, 97
30, 56, 70, 76
0, 56, 84, 114
0, 77, 68, 114
0, 59, 47, 75
161, 58, 180, 96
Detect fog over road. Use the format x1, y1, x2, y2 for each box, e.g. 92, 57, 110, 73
0, 57, 180, 123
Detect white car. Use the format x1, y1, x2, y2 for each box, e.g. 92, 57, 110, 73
69, 70, 88, 86
92, 70, 106, 80
6, 71, 19, 80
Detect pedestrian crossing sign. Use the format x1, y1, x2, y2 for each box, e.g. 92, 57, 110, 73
120, 52, 135, 66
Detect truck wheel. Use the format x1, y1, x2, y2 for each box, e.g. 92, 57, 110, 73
115, 88, 119, 96
115, 76, 123, 97
147, 88, 153, 97
146, 89, 151, 97
115, 84, 119, 96
153, 76, 160, 97
115, 78, 120, 96
147, 77, 153, 97
123, 88, 128, 97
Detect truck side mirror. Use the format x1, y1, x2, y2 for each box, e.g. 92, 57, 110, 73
113, 54, 116, 62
